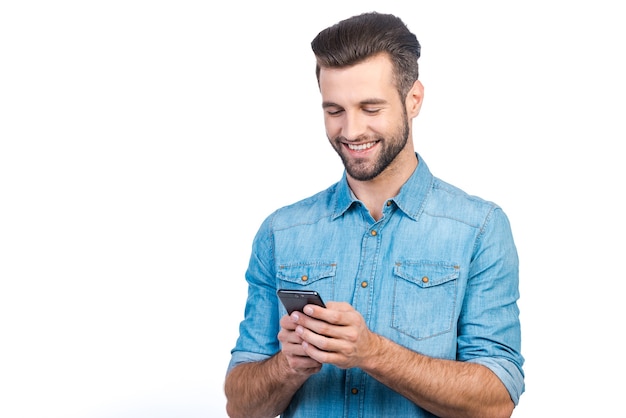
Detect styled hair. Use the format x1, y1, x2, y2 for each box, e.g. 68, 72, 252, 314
311, 12, 421, 100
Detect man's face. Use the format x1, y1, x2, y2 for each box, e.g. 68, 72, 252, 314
319, 54, 410, 181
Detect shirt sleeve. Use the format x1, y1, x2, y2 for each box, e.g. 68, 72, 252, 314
226, 213, 281, 374
457, 206, 525, 404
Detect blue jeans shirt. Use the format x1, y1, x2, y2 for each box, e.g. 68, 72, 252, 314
228, 154, 525, 417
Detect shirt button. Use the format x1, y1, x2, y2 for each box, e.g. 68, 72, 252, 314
422, 276, 429, 283
351, 388, 359, 395
301, 275, 308, 282
370, 230, 377, 236
386, 200, 392, 206
361, 281, 368, 288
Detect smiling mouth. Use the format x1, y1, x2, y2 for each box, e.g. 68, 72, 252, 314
347, 141, 378, 151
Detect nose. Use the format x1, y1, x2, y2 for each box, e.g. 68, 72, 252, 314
342, 111, 367, 141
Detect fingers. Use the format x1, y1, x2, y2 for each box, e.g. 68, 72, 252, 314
279, 304, 369, 369
278, 314, 323, 372
291, 304, 370, 369
297, 304, 357, 340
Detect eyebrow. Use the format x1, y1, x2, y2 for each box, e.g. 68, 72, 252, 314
322, 98, 389, 108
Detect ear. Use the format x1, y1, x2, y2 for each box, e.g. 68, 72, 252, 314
405, 80, 424, 119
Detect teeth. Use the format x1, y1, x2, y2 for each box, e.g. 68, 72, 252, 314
348, 142, 376, 151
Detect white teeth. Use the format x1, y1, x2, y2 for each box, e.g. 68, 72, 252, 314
348, 142, 376, 151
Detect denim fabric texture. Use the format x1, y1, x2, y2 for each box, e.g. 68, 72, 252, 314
228, 154, 524, 418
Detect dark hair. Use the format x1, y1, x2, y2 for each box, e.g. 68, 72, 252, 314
311, 12, 421, 100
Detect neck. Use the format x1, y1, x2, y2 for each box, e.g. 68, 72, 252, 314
348, 151, 418, 221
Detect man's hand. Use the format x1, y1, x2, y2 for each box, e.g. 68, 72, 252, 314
278, 310, 323, 374
288, 301, 380, 370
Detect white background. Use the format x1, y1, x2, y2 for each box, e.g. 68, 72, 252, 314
1, 1, 624, 417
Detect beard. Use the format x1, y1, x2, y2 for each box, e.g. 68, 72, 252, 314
330, 115, 410, 181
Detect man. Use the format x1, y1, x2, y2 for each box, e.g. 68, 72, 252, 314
224, 11, 524, 418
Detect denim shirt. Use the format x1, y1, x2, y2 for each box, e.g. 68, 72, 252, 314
227, 154, 525, 418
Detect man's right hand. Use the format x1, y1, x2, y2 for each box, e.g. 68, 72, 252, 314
278, 311, 324, 374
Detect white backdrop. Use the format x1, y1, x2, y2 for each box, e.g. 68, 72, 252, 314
1, 1, 624, 417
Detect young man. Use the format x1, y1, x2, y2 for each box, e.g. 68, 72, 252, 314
224, 12, 524, 418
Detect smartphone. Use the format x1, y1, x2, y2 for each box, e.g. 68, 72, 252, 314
277, 289, 326, 314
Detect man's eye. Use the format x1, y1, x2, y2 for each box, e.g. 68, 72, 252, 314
363, 108, 381, 114
326, 109, 344, 116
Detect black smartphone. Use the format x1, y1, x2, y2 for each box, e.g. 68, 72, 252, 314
277, 289, 326, 314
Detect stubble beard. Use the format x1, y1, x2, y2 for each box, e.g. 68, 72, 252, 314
332, 117, 410, 182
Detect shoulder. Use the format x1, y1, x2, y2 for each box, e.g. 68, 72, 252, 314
263, 182, 341, 231
426, 177, 504, 229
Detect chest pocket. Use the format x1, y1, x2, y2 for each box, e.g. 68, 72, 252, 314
277, 262, 336, 295
392, 261, 459, 340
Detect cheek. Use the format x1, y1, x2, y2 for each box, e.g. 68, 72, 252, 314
323, 117, 341, 138
365, 119, 392, 137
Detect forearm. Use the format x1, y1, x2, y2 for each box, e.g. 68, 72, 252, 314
224, 352, 309, 418
363, 335, 514, 418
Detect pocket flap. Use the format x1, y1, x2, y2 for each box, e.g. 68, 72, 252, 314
394, 261, 459, 288
277, 262, 337, 286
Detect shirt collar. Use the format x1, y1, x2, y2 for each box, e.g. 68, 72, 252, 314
333, 153, 434, 221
